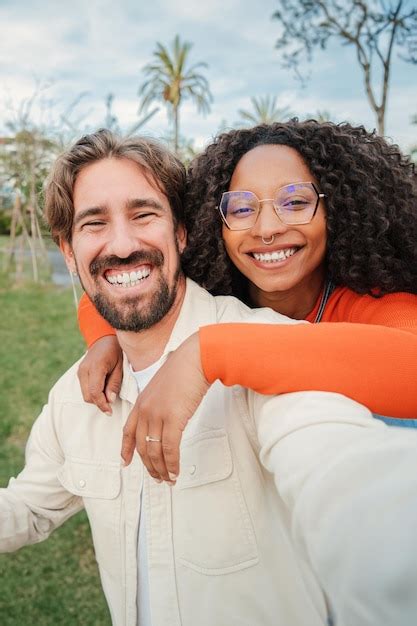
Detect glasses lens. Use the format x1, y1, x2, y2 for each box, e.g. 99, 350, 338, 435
220, 191, 259, 229
275, 183, 318, 224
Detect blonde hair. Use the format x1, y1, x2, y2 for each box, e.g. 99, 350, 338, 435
44, 129, 186, 243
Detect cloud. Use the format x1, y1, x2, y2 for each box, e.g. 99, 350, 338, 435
0, 0, 415, 152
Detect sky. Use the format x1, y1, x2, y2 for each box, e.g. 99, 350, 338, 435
0, 0, 416, 152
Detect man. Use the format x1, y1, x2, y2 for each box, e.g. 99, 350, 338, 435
1, 129, 417, 626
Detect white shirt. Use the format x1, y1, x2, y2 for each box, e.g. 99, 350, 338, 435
131, 356, 166, 626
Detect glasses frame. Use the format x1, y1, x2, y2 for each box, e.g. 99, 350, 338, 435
217, 181, 326, 231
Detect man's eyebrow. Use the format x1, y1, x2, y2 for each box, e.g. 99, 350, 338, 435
73, 206, 107, 227
126, 198, 166, 211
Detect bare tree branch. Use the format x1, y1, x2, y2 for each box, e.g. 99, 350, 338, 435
272, 0, 417, 134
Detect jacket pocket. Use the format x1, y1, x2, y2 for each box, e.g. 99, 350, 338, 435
57, 457, 121, 498
173, 429, 258, 575
57, 458, 122, 572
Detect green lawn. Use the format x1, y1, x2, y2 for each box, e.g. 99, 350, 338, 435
0, 277, 111, 625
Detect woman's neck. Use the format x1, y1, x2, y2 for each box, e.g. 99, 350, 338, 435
249, 267, 326, 320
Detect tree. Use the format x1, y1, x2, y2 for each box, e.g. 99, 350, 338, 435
272, 0, 417, 135
237, 95, 294, 126
0, 85, 87, 283
304, 109, 334, 122
139, 34, 212, 153
0, 90, 59, 283
104, 93, 159, 136
408, 112, 417, 161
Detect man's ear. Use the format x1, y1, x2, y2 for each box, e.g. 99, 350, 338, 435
176, 223, 187, 254
59, 238, 77, 274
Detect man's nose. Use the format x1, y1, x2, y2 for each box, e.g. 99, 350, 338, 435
107, 221, 140, 259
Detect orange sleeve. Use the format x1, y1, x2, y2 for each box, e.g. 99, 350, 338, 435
199, 321, 417, 418
344, 292, 417, 332
78, 292, 116, 347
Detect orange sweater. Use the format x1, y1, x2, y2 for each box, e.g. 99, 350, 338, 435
78, 286, 417, 418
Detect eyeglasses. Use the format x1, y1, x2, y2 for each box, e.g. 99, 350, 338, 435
217, 182, 325, 230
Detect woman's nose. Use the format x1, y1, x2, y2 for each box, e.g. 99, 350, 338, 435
250, 200, 289, 239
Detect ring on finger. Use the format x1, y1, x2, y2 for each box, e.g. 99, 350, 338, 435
145, 435, 162, 443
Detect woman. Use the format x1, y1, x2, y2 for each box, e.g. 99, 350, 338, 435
78, 120, 417, 481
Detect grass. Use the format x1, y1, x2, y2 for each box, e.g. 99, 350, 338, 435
0, 275, 111, 625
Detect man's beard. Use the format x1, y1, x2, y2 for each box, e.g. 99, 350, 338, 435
82, 249, 182, 332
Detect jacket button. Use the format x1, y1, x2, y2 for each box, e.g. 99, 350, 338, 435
78, 479, 86, 488
189, 465, 196, 475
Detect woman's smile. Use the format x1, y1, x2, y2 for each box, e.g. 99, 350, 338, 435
222, 144, 327, 312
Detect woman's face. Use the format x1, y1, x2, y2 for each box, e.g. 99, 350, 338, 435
222, 144, 327, 300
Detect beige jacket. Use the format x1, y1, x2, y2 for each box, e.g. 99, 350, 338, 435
2, 279, 417, 626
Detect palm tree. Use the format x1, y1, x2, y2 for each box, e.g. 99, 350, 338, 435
303, 109, 333, 123
139, 34, 212, 153
237, 95, 293, 127
104, 93, 159, 136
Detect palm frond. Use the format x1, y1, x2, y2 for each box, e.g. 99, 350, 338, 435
137, 34, 212, 153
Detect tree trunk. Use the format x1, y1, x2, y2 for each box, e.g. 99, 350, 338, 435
173, 105, 179, 154
377, 108, 385, 137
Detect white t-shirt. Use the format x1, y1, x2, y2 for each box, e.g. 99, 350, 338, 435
130, 356, 166, 626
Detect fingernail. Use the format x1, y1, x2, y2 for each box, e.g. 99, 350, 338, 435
105, 410, 112, 416
108, 392, 116, 403
168, 480, 176, 487
168, 472, 178, 481
120, 457, 127, 467
153, 478, 163, 484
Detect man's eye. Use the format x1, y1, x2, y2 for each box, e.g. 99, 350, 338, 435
82, 220, 105, 228
133, 212, 156, 221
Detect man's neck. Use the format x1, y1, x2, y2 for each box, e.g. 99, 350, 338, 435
117, 275, 187, 371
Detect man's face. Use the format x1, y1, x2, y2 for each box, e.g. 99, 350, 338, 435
61, 157, 186, 332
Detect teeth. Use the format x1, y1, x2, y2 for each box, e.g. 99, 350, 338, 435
253, 248, 298, 263
105, 267, 151, 287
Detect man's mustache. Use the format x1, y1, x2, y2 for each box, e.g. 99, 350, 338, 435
89, 250, 164, 276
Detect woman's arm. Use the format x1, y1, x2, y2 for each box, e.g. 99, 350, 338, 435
121, 315, 417, 481
79, 290, 417, 418
77, 293, 122, 414
202, 292, 417, 418
201, 320, 417, 418
78, 292, 115, 346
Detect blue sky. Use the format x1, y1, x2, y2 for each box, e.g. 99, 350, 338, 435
0, 0, 416, 151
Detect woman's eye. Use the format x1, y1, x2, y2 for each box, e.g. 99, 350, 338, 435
231, 206, 255, 216
281, 199, 310, 210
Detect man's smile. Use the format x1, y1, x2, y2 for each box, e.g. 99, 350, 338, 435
104, 264, 152, 288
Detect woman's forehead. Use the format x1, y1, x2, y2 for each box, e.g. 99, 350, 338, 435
230, 144, 316, 190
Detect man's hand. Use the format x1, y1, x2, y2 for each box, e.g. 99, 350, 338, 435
121, 332, 210, 482
78, 336, 123, 414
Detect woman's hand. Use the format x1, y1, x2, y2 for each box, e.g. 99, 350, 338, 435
121, 331, 210, 483
78, 335, 123, 414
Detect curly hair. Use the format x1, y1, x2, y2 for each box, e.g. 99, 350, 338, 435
182, 120, 417, 300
